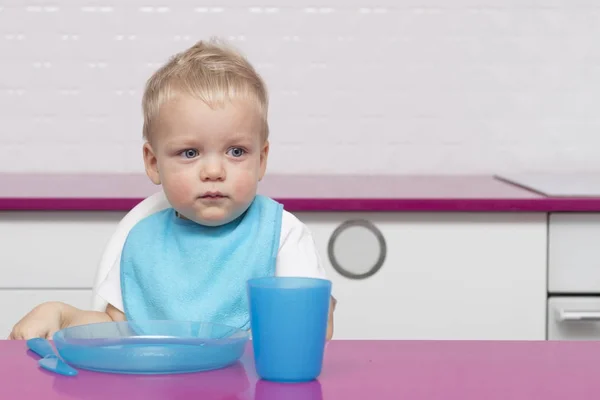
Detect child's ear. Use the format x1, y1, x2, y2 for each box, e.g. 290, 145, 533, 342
258, 140, 269, 181
143, 142, 161, 185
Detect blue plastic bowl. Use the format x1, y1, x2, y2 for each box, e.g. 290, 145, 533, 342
53, 320, 249, 374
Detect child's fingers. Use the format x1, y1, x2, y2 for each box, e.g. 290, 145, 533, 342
8, 330, 24, 340
8, 326, 22, 340
11, 326, 48, 340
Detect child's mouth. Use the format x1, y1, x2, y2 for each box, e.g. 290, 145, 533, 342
200, 192, 226, 199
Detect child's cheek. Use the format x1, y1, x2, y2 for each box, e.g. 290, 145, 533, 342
164, 171, 195, 205
231, 170, 258, 200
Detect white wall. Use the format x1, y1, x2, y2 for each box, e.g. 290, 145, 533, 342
1, 1, 599, 175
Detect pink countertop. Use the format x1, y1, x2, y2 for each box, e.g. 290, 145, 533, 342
2, 340, 600, 399
2, 173, 600, 212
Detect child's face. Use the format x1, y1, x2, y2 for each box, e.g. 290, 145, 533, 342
143, 94, 268, 226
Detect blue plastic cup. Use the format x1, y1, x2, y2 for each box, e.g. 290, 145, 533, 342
247, 277, 332, 382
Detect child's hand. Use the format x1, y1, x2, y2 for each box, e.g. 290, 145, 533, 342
8, 302, 65, 340
9, 302, 123, 340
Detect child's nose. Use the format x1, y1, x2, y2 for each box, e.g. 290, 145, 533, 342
200, 159, 225, 181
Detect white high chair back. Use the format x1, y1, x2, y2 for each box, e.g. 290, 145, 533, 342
91, 190, 172, 311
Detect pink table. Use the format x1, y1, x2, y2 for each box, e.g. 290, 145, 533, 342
2, 340, 600, 399
3, 173, 600, 211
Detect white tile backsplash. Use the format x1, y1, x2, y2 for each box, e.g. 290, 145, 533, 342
1, 1, 599, 174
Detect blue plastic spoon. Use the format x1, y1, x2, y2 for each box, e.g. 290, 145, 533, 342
26, 338, 78, 376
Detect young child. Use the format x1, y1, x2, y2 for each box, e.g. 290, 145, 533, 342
10, 38, 336, 340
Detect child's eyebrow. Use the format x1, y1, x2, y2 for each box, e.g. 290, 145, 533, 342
224, 132, 257, 144
163, 138, 200, 149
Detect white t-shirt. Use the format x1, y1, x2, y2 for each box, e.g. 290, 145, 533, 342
95, 190, 328, 312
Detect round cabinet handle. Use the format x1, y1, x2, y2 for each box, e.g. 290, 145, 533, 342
327, 219, 386, 280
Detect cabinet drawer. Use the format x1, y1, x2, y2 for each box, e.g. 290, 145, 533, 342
0, 289, 92, 338
548, 297, 600, 340
548, 213, 600, 293
0, 212, 125, 288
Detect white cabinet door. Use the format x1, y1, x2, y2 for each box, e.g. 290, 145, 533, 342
0, 289, 92, 338
0, 212, 125, 288
297, 212, 548, 340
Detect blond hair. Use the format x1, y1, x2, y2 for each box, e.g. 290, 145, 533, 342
142, 38, 269, 141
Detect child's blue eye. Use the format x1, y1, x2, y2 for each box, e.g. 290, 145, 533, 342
227, 147, 246, 158
181, 149, 198, 159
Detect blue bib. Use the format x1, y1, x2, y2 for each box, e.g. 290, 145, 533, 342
120, 195, 283, 330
